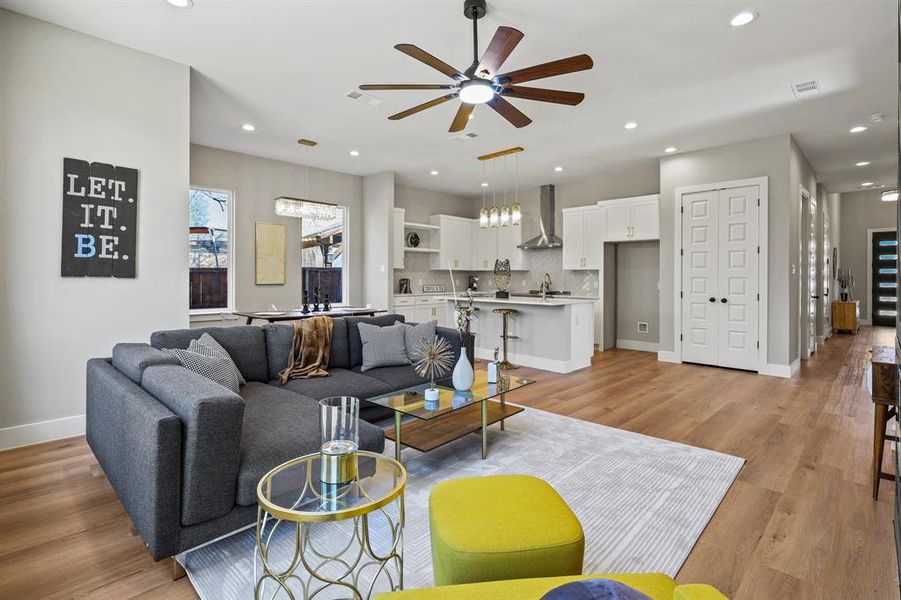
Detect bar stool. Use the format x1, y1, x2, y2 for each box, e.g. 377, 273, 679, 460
871, 346, 898, 500
493, 308, 519, 370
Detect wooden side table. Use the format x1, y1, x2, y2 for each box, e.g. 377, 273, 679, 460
832, 300, 860, 334
870, 346, 897, 500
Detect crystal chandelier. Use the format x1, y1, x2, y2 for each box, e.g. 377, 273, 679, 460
274, 197, 338, 221
478, 148, 522, 229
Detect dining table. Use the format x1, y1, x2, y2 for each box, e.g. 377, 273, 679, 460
233, 307, 386, 325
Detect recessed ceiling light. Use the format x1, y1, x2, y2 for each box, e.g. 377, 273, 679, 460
241, 123, 255, 132
430, 170, 439, 176
869, 113, 886, 123
729, 11, 758, 27
166, 0, 193, 7
664, 146, 677, 153
554, 166, 563, 172
480, 182, 489, 187
349, 150, 360, 157
624, 121, 638, 130
855, 161, 871, 167
861, 182, 874, 186
882, 189, 899, 202
849, 125, 868, 133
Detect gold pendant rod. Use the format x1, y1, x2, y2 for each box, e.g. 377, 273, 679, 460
477, 146, 524, 161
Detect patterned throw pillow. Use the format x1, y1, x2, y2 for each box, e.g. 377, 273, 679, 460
397, 320, 437, 361
189, 333, 246, 385
357, 322, 411, 372
163, 348, 241, 393
540, 579, 652, 600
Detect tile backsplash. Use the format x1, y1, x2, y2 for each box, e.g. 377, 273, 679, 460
393, 249, 598, 297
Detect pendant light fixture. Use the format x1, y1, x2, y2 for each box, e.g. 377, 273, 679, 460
499, 155, 511, 227
489, 158, 499, 227
511, 153, 521, 225
477, 146, 524, 228
479, 160, 489, 228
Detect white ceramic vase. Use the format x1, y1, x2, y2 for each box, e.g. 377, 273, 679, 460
452, 348, 474, 391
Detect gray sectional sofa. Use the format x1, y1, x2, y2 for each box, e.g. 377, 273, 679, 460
85, 313, 472, 561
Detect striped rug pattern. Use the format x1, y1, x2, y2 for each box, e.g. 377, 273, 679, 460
184, 407, 743, 599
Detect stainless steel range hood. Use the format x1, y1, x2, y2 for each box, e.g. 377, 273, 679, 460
518, 184, 562, 250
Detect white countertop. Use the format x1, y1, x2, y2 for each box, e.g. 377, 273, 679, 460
434, 295, 597, 307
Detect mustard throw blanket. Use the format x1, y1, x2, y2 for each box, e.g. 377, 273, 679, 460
278, 316, 333, 383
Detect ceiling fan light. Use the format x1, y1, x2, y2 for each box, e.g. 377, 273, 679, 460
459, 80, 495, 104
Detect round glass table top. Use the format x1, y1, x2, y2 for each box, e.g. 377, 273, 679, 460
256, 451, 406, 523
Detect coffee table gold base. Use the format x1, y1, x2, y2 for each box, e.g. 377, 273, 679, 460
255, 499, 404, 600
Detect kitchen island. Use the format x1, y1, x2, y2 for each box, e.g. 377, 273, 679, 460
436, 295, 596, 373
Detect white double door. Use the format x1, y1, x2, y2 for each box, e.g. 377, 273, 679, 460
682, 185, 759, 371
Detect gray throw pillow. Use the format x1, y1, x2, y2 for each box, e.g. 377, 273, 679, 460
396, 320, 437, 360
190, 333, 246, 384
357, 322, 411, 372
163, 348, 241, 393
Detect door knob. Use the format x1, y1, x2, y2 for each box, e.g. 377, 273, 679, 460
720, 298, 728, 303
708, 297, 716, 303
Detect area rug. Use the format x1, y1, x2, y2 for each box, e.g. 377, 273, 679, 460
183, 407, 743, 599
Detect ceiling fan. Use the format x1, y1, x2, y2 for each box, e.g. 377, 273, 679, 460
359, 0, 593, 132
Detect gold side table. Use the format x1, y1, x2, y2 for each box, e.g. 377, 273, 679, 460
255, 451, 406, 599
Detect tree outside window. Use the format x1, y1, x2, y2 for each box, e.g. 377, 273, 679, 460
189, 189, 231, 310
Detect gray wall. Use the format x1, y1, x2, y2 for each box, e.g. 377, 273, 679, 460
0, 10, 190, 446
362, 172, 395, 309
616, 241, 660, 345
189, 144, 364, 318
659, 135, 792, 367
839, 189, 896, 322
394, 183, 477, 222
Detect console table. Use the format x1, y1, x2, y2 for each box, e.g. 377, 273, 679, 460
832, 300, 859, 334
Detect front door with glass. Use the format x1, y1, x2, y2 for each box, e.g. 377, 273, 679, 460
872, 230, 898, 326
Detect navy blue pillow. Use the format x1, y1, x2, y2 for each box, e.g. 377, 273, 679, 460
540, 579, 652, 600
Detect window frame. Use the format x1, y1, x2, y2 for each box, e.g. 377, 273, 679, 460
301, 203, 350, 307
189, 186, 236, 316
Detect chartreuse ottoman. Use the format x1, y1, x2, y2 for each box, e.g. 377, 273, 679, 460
428, 475, 584, 586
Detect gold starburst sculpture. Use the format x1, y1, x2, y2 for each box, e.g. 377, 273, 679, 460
413, 335, 454, 387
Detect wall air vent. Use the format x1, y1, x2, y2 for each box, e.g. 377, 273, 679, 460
344, 89, 383, 107
791, 79, 820, 98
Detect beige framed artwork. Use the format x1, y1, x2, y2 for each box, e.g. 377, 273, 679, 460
255, 222, 287, 285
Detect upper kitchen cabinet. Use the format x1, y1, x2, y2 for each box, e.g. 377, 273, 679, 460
472, 222, 529, 271
562, 205, 604, 270
430, 214, 472, 270
601, 194, 659, 242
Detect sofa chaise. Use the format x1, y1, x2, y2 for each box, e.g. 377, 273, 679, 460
86, 313, 472, 561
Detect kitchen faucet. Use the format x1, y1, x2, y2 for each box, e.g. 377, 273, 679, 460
539, 272, 552, 301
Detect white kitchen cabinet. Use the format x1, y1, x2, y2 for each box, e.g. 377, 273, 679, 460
392, 294, 415, 322
601, 194, 659, 242
430, 215, 472, 271
562, 206, 603, 270
392, 207, 405, 269
470, 222, 529, 271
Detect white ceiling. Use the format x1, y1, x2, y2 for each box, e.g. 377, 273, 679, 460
2, 0, 897, 195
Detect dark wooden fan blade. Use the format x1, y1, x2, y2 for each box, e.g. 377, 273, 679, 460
395, 44, 463, 79
449, 103, 475, 132
360, 84, 456, 90
501, 86, 585, 105
476, 26, 524, 77
496, 54, 594, 85
388, 94, 457, 120
487, 96, 532, 128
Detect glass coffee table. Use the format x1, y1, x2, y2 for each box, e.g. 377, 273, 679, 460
365, 370, 535, 463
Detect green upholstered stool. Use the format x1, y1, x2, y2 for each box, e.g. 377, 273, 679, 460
428, 474, 584, 586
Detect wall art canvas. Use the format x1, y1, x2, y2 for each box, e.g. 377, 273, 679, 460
255, 222, 287, 285
61, 157, 138, 278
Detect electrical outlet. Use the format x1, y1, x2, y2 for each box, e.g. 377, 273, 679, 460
637, 322, 649, 334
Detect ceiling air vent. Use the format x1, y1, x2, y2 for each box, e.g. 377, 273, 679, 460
791, 79, 820, 98
344, 89, 383, 107
450, 132, 479, 141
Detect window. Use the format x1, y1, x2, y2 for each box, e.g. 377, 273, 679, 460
189, 188, 233, 311
301, 204, 346, 304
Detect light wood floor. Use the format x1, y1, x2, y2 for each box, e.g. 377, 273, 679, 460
0, 327, 897, 598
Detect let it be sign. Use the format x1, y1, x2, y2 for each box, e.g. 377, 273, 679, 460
61, 157, 138, 278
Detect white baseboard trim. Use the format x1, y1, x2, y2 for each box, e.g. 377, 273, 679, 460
861, 318, 872, 326
615, 339, 659, 353
657, 350, 680, 364
759, 363, 791, 378
0, 414, 85, 451
817, 334, 828, 345
790, 358, 800, 376
473, 348, 590, 374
